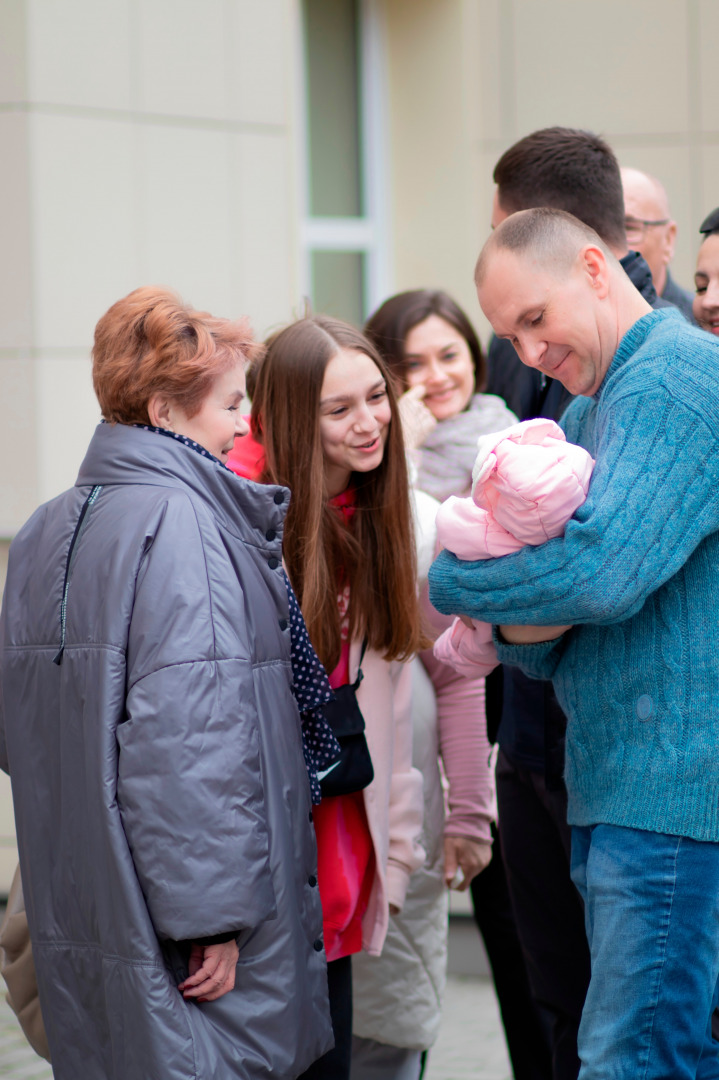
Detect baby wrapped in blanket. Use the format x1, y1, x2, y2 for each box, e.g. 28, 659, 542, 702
433, 418, 595, 676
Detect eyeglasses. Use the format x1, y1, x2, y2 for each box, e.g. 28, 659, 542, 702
624, 216, 670, 243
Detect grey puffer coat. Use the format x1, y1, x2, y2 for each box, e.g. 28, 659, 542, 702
0, 422, 333, 1079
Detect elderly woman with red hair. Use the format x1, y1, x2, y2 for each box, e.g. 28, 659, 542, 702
0, 286, 333, 1080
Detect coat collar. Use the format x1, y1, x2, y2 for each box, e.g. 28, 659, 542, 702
76, 422, 290, 544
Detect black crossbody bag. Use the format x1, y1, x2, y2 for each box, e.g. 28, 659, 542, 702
318, 639, 374, 798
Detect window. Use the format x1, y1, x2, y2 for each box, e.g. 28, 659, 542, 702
300, 0, 389, 326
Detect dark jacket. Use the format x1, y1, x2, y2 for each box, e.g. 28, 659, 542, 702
662, 269, 696, 324
0, 423, 333, 1079
485, 250, 671, 775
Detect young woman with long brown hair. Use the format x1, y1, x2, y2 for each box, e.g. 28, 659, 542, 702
227, 314, 426, 1080
356, 289, 549, 1080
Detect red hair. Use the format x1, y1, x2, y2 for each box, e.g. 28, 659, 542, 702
92, 285, 263, 424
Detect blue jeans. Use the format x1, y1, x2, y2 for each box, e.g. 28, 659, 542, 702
571, 824, 719, 1079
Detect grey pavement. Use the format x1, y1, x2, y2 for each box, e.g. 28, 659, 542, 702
0, 911, 511, 1079
0, 973, 511, 1079
426, 975, 512, 1080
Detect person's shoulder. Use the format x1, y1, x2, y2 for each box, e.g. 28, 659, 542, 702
470, 392, 519, 428
609, 310, 719, 424
662, 272, 696, 324
642, 309, 719, 372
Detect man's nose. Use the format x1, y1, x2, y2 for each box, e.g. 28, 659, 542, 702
517, 336, 545, 369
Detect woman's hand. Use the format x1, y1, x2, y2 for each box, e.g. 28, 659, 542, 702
443, 835, 493, 890
178, 939, 239, 1002
498, 624, 571, 644
398, 384, 437, 451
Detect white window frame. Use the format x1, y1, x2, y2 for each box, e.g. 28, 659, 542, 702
298, 0, 391, 320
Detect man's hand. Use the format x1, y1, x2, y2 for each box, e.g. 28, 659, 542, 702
178, 939, 239, 1002
444, 835, 493, 890
498, 624, 571, 644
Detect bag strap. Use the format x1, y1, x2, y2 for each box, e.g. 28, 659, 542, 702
351, 638, 369, 691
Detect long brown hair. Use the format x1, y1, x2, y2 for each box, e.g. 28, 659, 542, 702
251, 315, 428, 672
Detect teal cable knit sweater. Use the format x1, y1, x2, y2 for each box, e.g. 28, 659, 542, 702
429, 309, 719, 841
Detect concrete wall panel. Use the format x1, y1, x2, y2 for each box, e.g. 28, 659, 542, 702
0, 0, 28, 102
137, 124, 238, 314
26, 0, 132, 110
230, 132, 297, 335
229, 0, 290, 126
0, 359, 39, 535
30, 112, 138, 350
698, 0, 719, 132
0, 113, 33, 349
36, 355, 99, 504
136, 0, 229, 119
512, 1, 689, 138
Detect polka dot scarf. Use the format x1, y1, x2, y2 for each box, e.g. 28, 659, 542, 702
283, 571, 341, 803
133, 423, 228, 465
134, 423, 340, 802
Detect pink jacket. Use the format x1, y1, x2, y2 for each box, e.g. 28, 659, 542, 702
433, 419, 595, 676
352, 640, 426, 956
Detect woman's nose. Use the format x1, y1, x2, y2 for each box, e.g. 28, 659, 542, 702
424, 358, 445, 385
235, 414, 250, 437
704, 281, 719, 309
352, 401, 376, 430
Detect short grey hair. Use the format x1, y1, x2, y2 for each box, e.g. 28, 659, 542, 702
475, 207, 618, 287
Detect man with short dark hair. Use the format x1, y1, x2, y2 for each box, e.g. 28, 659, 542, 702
487, 128, 670, 419
492, 127, 627, 250
430, 206, 719, 1079
621, 166, 696, 322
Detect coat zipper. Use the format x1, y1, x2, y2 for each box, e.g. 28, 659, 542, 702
53, 485, 103, 665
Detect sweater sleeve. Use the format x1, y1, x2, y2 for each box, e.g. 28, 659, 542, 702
492, 627, 569, 682
429, 386, 719, 627
420, 647, 494, 843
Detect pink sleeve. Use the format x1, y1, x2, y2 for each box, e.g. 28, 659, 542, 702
420, 647, 494, 844
433, 618, 499, 678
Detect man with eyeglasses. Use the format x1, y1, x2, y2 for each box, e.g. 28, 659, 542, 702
621, 166, 696, 323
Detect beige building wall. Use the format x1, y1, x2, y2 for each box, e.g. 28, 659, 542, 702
0, 0, 715, 890
384, 0, 716, 339
0, 0, 306, 892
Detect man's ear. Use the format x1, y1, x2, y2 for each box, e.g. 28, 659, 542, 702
583, 245, 610, 299
147, 393, 174, 430
664, 221, 677, 264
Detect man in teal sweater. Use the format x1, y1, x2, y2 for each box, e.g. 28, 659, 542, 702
429, 206, 719, 1078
